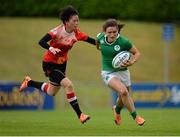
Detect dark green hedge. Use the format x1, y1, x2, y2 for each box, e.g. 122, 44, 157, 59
0, 0, 180, 22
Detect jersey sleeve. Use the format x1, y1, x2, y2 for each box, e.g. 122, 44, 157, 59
75, 29, 88, 41
122, 37, 133, 50
96, 32, 104, 43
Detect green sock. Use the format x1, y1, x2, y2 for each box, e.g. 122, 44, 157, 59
115, 105, 121, 114
130, 111, 137, 120
115, 101, 123, 114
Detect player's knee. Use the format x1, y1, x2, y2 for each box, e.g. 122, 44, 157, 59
64, 81, 74, 91
47, 90, 56, 96
46, 85, 59, 96
120, 89, 128, 96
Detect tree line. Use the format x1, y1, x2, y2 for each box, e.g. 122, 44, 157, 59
0, 0, 179, 22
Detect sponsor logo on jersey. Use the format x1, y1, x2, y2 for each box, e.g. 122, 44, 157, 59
100, 39, 105, 44
114, 45, 120, 51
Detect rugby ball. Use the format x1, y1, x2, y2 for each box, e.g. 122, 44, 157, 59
112, 51, 131, 69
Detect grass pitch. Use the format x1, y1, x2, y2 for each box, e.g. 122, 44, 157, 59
0, 18, 180, 83
0, 108, 180, 136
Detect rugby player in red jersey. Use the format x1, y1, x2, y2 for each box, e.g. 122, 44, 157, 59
19, 5, 96, 124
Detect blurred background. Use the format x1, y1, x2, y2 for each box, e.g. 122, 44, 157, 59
0, 0, 180, 109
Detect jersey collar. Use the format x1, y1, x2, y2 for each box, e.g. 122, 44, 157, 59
63, 25, 74, 34
104, 34, 120, 45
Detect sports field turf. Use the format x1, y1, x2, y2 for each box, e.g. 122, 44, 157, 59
0, 108, 180, 136
0, 18, 180, 83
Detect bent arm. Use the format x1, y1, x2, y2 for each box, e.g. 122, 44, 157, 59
129, 45, 140, 64
121, 45, 140, 67
38, 33, 52, 50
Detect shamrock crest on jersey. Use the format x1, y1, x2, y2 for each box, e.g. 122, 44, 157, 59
114, 45, 121, 51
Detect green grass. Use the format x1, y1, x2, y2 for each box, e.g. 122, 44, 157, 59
0, 108, 180, 136
0, 17, 180, 83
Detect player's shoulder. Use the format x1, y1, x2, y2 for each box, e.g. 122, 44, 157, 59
96, 32, 105, 39
118, 35, 133, 49
119, 35, 129, 40
118, 35, 131, 43
74, 28, 88, 40
74, 27, 83, 34
50, 24, 62, 34
96, 32, 105, 44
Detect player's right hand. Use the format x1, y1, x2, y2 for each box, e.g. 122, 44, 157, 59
49, 47, 61, 55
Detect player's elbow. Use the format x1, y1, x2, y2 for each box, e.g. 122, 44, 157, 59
38, 39, 43, 46
134, 50, 140, 60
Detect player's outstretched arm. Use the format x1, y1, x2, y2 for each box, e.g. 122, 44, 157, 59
84, 37, 96, 45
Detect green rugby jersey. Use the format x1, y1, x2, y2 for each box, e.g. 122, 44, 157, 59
97, 32, 133, 72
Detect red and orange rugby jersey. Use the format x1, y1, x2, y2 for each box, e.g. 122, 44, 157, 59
43, 25, 88, 64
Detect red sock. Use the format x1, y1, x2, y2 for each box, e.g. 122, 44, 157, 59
66, 91, 82, 117
66, 91, 77, 102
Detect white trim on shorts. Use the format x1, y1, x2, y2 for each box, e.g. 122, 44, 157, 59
101, 70, 131, 87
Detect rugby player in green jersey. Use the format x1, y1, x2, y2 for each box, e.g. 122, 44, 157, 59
96, 19, 145, 126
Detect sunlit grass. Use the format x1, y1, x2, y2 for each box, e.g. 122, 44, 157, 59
0, 17, 180, 82
0, 109, 180, 136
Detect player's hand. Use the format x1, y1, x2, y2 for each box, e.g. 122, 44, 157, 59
121, 59, 135, 67
49, 47, 61, 55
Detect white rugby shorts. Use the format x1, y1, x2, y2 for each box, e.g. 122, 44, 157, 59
101, 70, 131, 87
